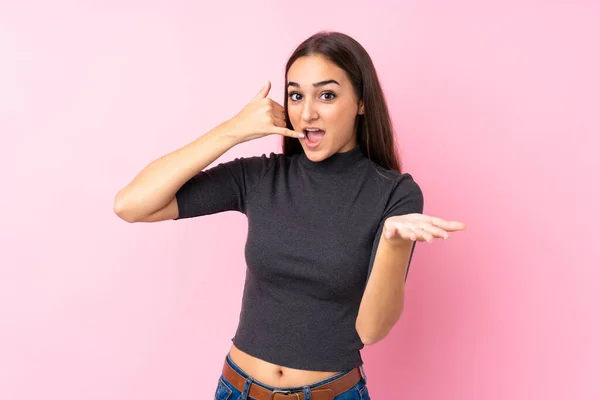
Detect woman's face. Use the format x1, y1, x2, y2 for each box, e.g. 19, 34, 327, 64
286, 55, 364, 162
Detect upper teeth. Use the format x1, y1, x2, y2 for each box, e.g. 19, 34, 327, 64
306, 128, 321, 131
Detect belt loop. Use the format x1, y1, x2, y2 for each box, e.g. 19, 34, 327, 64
240, 377, 253, 400
303, 385, 311, 400
359, 365, 367, 384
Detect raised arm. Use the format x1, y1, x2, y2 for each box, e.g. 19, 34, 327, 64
113, 123, 240, 223
112, 81, 302, 223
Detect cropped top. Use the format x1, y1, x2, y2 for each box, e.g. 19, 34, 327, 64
174, 144, 424, 371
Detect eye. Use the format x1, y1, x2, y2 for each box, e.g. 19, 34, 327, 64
321, 91, 336, 101
287, 91, 337, 102
288, 91, 302, 101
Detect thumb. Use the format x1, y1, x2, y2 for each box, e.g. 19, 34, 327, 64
253, 81, 271, 100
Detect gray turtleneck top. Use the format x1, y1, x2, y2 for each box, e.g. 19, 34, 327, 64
174, 145, 424, 371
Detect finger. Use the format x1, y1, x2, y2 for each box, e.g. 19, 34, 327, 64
274, 127, 304, 138
272, 107, 286, 120
269, 99, 285, 111
387, 221, 431, 242
428, 216, 467, 232
417, 223, 449, 240
272, 115, 287, 128
270, 104, 287, 120
386, 222, 418, 242
253, 81, 271, 100
406, 224, 429, 242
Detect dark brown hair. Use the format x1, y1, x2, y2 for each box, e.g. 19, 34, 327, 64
282, 31, 403, 173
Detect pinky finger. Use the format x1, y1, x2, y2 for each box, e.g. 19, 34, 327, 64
276, 127, 305, 138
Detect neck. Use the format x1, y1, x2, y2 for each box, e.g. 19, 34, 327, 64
299, 144, 366, 173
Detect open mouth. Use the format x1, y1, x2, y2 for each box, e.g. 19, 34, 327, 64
303, 128, 326, 148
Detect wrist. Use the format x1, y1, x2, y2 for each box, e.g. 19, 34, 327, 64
214, 120, 246, 146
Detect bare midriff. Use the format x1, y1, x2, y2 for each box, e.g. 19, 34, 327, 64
228, 343, 343, 388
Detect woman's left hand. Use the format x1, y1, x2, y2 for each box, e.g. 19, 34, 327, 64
383, 214, 467, 243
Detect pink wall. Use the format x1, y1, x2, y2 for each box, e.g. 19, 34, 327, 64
1, 1, 598, 399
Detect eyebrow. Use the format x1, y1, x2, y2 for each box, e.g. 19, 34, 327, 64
286, 79, 340, 89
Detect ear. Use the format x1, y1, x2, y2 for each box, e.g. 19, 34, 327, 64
358, 100, 365, 115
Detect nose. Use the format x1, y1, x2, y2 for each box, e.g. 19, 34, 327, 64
301, 98, 318, 122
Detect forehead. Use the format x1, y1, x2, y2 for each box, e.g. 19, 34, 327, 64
287, 55, 348, 86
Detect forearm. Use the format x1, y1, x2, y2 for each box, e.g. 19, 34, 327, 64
113, 121, 241, 222
355, 232, 412, 345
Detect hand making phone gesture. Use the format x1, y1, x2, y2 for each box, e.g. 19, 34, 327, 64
227, 81, 305, 144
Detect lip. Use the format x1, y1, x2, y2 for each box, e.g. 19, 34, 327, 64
302, 129, 326, 149
304, 137, 322, 149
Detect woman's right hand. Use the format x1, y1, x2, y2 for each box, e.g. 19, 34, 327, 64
225, 81, 304, 144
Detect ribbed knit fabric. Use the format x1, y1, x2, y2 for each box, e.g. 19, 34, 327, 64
175, 144, 424, 371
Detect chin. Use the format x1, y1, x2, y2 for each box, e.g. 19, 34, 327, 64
301, 144, 330, 162
306, 152, 328, 162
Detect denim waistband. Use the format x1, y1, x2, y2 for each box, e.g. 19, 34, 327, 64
225, 352, 366, 392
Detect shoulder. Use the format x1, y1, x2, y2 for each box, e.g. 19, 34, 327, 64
367, 162, 424, 208
369, 162, 422, 191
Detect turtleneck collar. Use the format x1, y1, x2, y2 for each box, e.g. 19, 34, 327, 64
298, 144, 367, 173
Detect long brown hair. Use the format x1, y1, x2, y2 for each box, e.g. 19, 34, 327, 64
282, 31, 403, 173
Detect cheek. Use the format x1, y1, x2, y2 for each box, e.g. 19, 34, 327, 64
322, 107, 352, 128
286, 107, 300, 124
316, 107, 338, 123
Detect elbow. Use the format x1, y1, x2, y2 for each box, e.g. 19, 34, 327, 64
113, 193, 137, 223
359, 333, 377, 346
357, 328, 383, 346
356, 313, 403, 346
356, 320, 384, 346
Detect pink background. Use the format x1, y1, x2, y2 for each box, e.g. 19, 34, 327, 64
1, 1, 598, 399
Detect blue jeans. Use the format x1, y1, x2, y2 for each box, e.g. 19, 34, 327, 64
215, 353, 371, 400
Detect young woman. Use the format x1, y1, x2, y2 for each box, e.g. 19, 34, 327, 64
114, 31, 466, 400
